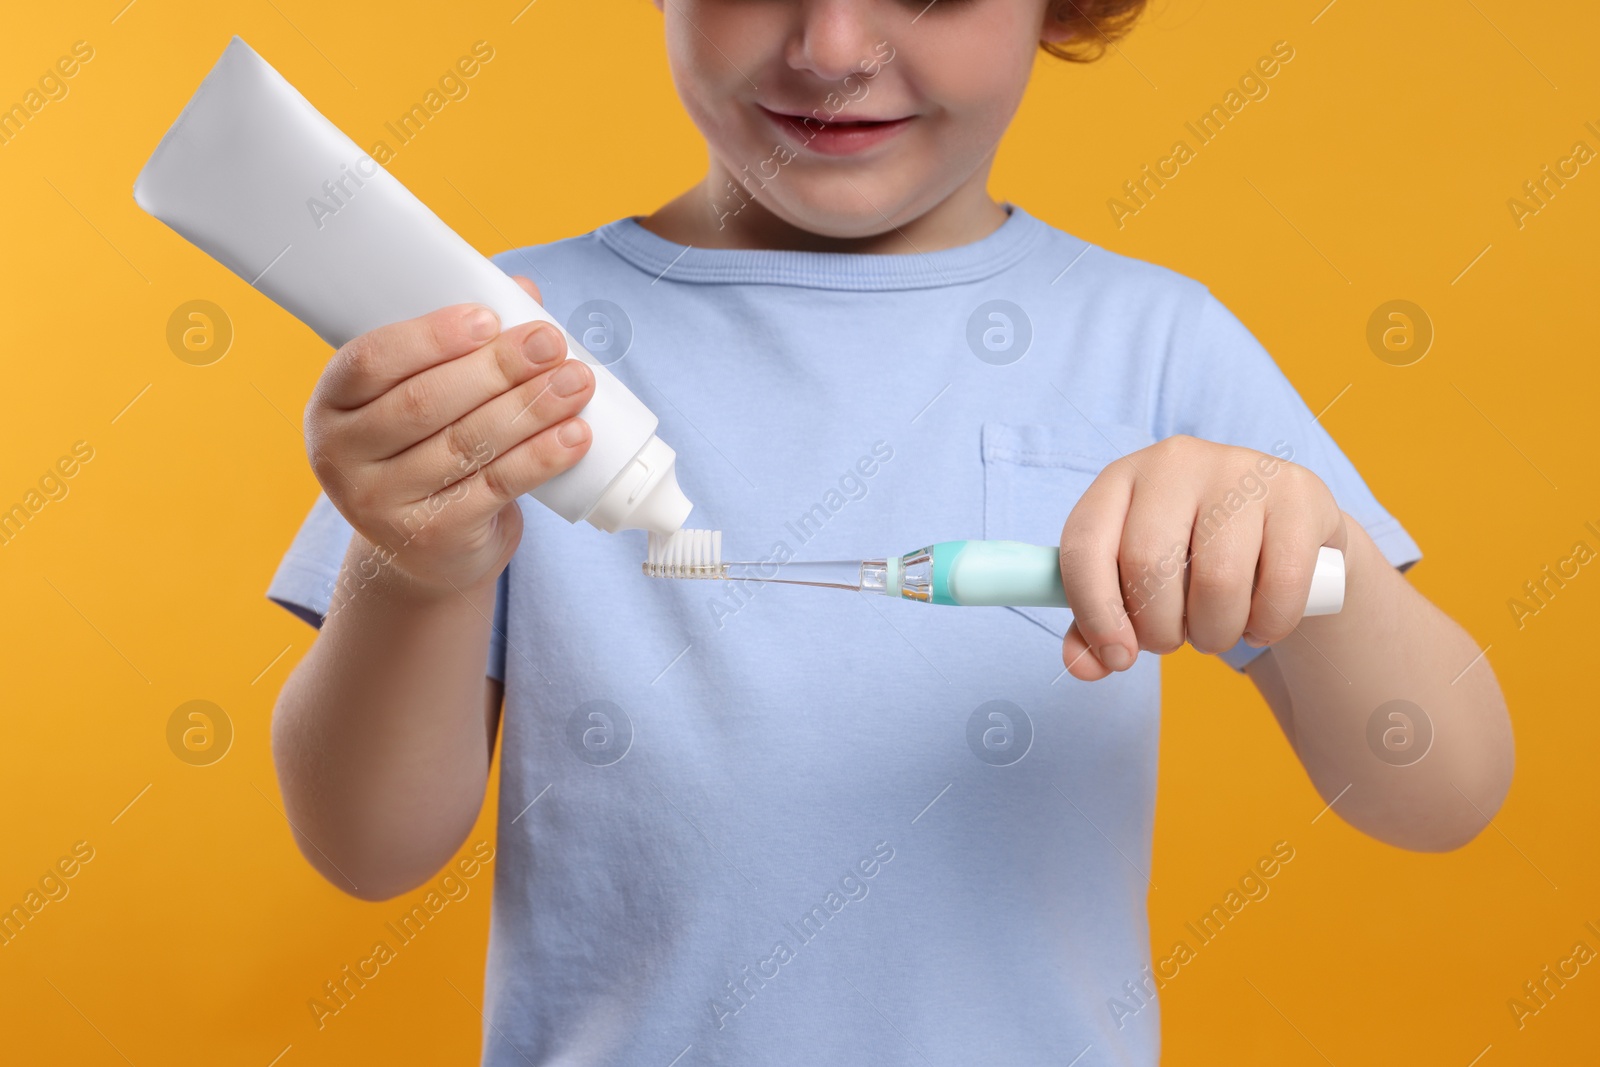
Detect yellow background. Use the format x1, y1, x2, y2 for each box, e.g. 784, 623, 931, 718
2, 0, 1596, 1062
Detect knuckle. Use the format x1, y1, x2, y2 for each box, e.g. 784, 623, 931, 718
1188, 551, 1240, 595
428, 308, 461, 352
304, 384, 329, 426
516, 376, 556, 422
1130, 611, 1183, 653
440, 419, 482, 477
303, 403, 331, 444
338, 332, 381, 383
1185, 620, 1239, 656
489, 331, 526, 390
397, 376, 440, 427
1074, 594, 1128, 638
1260, 555, 1309, 594
1278, 460, 1313, 488
305, 440, 354, 496
1057, 537, 1101, 574
1278, 464, 1324, 505
307, 448, 337, 492
478, 456, 515, 503
343, 481, 380, 521
1122, 573, 1168, 620
1101, 455, 1141, 485
1249, 595, 1300, 640
1250, 614, 1296, 644
303, 415, 330, 461
473, 447, 518, 505
1118, 535, 1169, 581
538, 427, 584, 478
1143, 632, 1185, 656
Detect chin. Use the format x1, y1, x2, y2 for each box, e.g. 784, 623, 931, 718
765, 179, 921, 240
774, 205, 896, 240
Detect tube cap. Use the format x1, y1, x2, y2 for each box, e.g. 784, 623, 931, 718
1303, 546, 1346, 617
585, 434, 693, 536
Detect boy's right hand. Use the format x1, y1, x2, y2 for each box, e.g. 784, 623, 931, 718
304, 275, 595, 597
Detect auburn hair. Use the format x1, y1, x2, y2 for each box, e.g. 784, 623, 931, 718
1041, 0, 1149, 63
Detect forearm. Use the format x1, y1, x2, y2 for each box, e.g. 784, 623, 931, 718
1251, 514, 1514, 851
271, 534, 500, 899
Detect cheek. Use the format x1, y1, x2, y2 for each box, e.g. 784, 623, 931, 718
665, 25, 769, 146
906, 24, 1037, 141
664, 4, 772, 95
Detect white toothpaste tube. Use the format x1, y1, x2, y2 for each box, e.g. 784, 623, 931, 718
132, 36, 693, 536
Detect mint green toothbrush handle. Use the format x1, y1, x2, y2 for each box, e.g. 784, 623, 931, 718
930, 540, 1345, 616
932, 540, 1068, 607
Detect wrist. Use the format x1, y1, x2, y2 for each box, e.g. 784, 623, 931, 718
328, 534, 498, 623
1332, 511, 1380, 604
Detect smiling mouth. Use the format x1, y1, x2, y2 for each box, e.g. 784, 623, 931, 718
758, 106, 914, 154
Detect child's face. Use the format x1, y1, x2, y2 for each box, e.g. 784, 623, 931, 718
653, 0, 1068, 238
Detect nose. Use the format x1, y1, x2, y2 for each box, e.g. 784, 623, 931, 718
785, 0, 885, 83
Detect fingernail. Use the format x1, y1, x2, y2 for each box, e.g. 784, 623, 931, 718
1099, 645, 1132, 670
465, 306, 499, 341
556, 419, 588, 446
524, 324, 563, 364
550, 360, 588, 397
1243, 631, 1265, 647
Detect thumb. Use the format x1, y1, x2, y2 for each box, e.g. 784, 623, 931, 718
1062, 620, 1116, 682
510, 274, 543, 305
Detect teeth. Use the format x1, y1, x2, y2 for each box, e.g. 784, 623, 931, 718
644, 528, 724, 579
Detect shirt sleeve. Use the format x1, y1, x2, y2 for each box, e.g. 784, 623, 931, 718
265, 491, 509, 682
1155, 289, 1423, 672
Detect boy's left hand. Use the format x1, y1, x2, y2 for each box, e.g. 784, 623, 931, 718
1058, 434, 1348, 680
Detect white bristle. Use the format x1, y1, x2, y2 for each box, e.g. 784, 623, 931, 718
644, 528, 725, 579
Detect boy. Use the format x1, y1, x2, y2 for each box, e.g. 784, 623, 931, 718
269, 2, 1513, 1062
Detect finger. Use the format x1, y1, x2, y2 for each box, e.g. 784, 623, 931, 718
356, 320, 567, 460
1116, 478, 1193, 656
1061, 620, 1114, 682
1245, 470, 1338, 644
317, 303, 503, 410
1058, 460, 1137, 677
414, 415, 593, 533
387, 357, 595, 499
1243, 519, 1312, 645
510, 274, 543, 304
1183, 500, 1261, 655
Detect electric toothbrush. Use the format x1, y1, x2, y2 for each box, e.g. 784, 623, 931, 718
645, 531, 1345, 616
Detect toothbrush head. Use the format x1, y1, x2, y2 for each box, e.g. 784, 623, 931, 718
644, 529, 725, 579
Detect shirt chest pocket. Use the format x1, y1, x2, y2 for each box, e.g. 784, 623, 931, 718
981, 420, 1160, 638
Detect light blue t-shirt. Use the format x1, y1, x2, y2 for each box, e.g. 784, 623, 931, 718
268, 204, 1420, 1066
